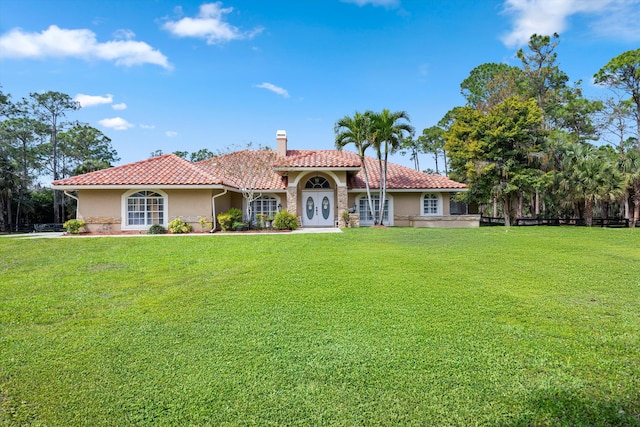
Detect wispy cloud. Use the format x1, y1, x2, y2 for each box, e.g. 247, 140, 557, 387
166, 131, 178, 137
112, 103, 127, 110
501, 0, 640, 47
99, 117, 134, 130
113, 29, 135, 40
0, 25, 172, 69
74, 93, 113, 107
140, 124, 155, 129
342, 0, 400, 8
162, 2, 263, 44
255, 82, 290, 98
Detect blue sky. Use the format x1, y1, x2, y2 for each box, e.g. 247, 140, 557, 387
1, 0, 639, 171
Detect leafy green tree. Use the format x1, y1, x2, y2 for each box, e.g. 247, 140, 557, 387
516, 33, 568, 122
594, 48, 640, 151
173, 150, 189, 159
0, 116, 48, 230
58, 124, 119, 176
29, 91, 80, 223
600, 96, 637, 154
0, 144, 19, 231
189, 148, 215, 162
445, 97, 545, 225
460, 62, 522, 112
399, 136, 421, 170
419, 126, 446, 175
334, 111, 376, 222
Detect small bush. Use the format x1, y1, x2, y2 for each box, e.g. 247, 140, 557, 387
148, 224, 167, 234
255, 213, 267, 229
63, 219, 85, 234
217, 213, 233, 231
198, 217, 213, 232
233, 221, 247, 231
228, 208, 243, 223
273, 210, 298, 230
218, 208, 244, 231
168, 217, 192, 234
342, 210, 351, 227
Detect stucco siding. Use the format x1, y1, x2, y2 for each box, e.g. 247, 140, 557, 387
166, 189, 214, 229
77, 189, 123, 232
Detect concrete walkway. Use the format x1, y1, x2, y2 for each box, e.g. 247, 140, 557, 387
2, 227, 342, 239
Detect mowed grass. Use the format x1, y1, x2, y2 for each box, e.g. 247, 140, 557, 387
1, 227, 639, 426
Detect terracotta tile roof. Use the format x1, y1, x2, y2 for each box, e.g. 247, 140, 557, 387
276, 150, 362, 168
196, 150, 286, 190
52, 148, 466, 191
52, 154, 222, 186
350, 157, 467, 190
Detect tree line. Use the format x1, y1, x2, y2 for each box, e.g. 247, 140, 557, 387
446, 36, 639, 226
401, 35, 638, 227
0, 90, 119, 231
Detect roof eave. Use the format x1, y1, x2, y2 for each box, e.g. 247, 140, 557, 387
347, 187, 467, 192
52, 184, 227, 190
273, 166, 361, 172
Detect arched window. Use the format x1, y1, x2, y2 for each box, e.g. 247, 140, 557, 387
124, 190, 166, 228
305, 176, 331, 189
421, 193, 442, 215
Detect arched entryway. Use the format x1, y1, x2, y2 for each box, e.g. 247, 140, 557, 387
301, 176, 335, 227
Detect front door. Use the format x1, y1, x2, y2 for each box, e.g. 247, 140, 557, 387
302, 191, 334, 227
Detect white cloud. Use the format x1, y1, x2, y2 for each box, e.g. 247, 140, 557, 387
74, 93, 113, 107
140, 124, 155, 129
0, 25, 172, 69
501, 0, 640, 47
112, 103, 127, 110
255, 82, 290, 98
166, 131, 178, 137
589, 0, 640, 41
113, 29, 135, 40
342, 0, 400, 7
99, 117, 134, 130
162, 2, 263, 44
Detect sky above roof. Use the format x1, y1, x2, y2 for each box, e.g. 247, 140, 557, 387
1, 0, 638, 172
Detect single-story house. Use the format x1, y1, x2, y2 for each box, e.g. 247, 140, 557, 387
52, 130, 479, 232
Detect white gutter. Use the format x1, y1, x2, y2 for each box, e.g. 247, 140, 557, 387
211, 189, 228, 232
64, 190, 80, 219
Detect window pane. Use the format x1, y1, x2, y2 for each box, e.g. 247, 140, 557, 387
359, 196, 388, 222
127, 192, 165, 226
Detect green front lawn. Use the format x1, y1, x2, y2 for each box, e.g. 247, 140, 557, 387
1, 228, 639, 426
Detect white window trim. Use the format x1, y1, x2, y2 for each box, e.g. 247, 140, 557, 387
355, 194, 394, 226
421, 192, 443, 216
247, 195, 282, 223
121, 189, 168, 230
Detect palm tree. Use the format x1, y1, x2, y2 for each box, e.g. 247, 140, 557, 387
621, 148, 640, 227
558, 144, 624, 226
369, 109, 414, 225
334, 111, 376, 222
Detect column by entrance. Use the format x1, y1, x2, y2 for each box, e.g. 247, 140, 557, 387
301, 191, 334, 227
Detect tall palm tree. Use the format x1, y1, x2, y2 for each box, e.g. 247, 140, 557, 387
369, 109, 414, 225
334, 111, 376, 222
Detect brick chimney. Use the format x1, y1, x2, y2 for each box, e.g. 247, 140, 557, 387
276, 130, 287, 157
